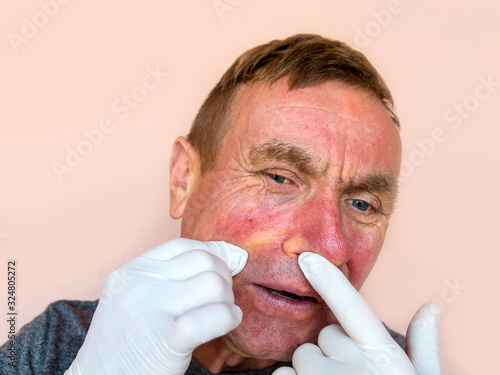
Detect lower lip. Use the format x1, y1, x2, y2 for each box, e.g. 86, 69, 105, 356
249, 284, 320, 317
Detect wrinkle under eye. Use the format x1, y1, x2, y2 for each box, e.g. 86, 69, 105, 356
349, 199, 370, 211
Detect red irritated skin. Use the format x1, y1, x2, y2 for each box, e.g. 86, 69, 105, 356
169, 78, 402, 373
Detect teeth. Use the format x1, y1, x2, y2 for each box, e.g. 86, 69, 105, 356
269, 288, 307, 301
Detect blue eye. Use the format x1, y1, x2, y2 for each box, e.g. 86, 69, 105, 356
268, 173, 289, 184
350, 199, 370, 211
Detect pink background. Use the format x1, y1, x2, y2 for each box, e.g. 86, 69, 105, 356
1, 1, 498, 374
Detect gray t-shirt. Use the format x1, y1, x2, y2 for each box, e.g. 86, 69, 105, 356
0, 300, 406, 374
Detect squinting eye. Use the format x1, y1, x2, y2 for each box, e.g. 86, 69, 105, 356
349, 199, 370, 211
267, 173, 290, 184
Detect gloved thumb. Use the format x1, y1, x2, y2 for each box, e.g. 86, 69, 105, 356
138, 238, 248, 276
206, 241, 248, 276
406, 301, 442, 375
272, 366, 297, 375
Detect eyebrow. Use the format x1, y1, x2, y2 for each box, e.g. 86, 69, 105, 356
248, 141, 319, 175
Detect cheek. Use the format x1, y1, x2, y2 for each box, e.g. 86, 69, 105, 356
216, 203, 292, 249
182, 175, 275, 240
345, 226, 385, 288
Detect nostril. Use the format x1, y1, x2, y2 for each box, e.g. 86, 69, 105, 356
282, 236, 310, 257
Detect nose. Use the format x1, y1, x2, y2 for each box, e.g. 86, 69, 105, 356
282, 196, 351, 268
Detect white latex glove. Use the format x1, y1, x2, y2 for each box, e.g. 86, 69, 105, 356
65, 238, 248, 375
273, 252, 441, 375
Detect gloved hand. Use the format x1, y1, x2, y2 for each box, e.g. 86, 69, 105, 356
65, 238, 248, 375
273, 252, 441, 375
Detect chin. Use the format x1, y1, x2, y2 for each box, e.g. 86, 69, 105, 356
225, 317, 325, 362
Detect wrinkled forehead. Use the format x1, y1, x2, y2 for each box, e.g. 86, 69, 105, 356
226, 80, 401, 169
232, 81, 399, 140
231, 79, 397, 132
245, 104, 383, 140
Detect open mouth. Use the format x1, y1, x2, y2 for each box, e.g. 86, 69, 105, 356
266, 288, 315, 302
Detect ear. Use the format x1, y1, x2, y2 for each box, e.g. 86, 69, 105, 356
169, 136, 201, 219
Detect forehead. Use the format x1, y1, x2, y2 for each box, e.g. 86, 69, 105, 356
224, 79, 402, 176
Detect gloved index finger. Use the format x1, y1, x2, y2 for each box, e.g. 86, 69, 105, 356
140, 238, 248, 276
298, 252, 392, 346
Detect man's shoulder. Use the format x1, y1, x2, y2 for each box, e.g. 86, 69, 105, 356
25, 299, 98, 343
0, 299, 98, 375
41, 299, 98, 326
384, 324, 406, 351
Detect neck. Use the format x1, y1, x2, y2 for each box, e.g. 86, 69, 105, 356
192, 337, 278, 373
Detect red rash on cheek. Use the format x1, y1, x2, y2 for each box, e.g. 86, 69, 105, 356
211, 191, 380, 287
187, 176, 383, 294
220, 209, 289, 250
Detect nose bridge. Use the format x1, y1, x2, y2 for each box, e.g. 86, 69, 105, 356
282, 190, 351, 266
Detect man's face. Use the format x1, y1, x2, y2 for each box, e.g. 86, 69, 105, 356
177, 79, 402, 360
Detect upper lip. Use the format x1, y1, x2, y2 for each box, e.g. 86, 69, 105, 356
256, 282, 324, 303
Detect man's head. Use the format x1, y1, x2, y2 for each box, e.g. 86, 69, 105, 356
169, 34, 402, 363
